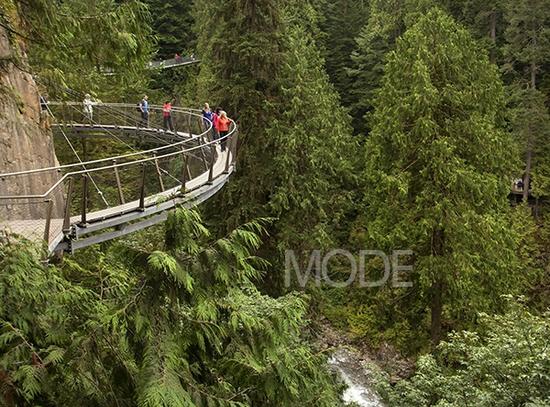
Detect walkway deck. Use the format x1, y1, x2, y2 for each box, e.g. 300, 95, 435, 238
0, 103, 237, 254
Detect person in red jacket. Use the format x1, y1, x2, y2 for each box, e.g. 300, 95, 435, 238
162, 100, 174, 132
217, 111, 231, 152
212, 107, 222, 140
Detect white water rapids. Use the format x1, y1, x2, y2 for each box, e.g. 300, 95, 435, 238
328, 347, 385, 407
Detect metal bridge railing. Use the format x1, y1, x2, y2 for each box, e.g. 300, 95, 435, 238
148, 56, 199, 69
102, 56, 199, 75
0, 103, 237, 251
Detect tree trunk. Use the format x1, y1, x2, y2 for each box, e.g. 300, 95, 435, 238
489, 10, 497, 63
523, 148, 532, 202
430, 277, 443, 346
430, 228, 445, 346
523, 62, 537, 202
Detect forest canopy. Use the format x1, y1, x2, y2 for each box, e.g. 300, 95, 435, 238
0, 0, 549, 406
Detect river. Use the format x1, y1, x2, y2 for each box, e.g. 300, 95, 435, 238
328, 347, 385, 407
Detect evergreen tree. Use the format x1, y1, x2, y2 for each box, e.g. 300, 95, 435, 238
451, 0, 505, 62
503, 0, 550, 201
193, 0, 356, 288
265, 3, 357, 278
317, 0, 369, 108
347, 0, 438, 135
144, 0, 195, 59
0, 209, 343, 406
360, 8, 533, 345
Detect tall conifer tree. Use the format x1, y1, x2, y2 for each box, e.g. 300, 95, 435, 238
144, 0, 195, 59
347, 0, 438, 135
361, 8, 531, 345
503, 0, 550, 201
194, 0, 356, 284
317, 0, 369, 107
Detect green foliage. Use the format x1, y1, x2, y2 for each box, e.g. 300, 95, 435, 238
0, 209, 342, 406
193, 0, 357, 293
375, 299, 550, 406
317, 0, 369, 110
502, 0, 550, 200
142, 0, 197, 99
450, 0, 504, 61
508, 87, 550, 197
358, 8, 536, 346
144, 0, 195, 59
264, 7, 357, 261
9, 0, 154, 99
502, 0, 550, 83
347, 0, 438, 135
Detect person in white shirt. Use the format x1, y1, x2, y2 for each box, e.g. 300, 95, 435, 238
83, 94, 95, 122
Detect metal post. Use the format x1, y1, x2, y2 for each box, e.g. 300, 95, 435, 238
63, 176, 74, 232
199, 137, 209, 171
82, 137, 88, 163
187, 111, 192, 137
154, 153, 165, 191
113, 159, 125, 204
138, 163, 146, 211
43, 199, 54, 244
205, 123, 212, 142
230, 129, 239, 170
207, 144, 216, 184
224, 133, 234, 174
80, 174, 88, 226
180, 150, 188, 194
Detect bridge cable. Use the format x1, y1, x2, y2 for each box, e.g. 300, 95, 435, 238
45, 103, 111, 207
63, 102, 185, 186
62, 89, 205, 185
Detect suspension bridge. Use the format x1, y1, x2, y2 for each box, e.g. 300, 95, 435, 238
0, 102, 237, 254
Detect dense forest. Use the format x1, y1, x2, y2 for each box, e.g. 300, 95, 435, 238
0, 0, 549, 406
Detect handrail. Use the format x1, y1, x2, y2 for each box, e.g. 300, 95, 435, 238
0, 103, 236, 200
102, 57, 200, 75
0, 103, 211, 178
148, 56, 199, 68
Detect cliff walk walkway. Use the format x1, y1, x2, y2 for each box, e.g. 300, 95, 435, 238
0, 102, 237, 254
103, 56, 200, 75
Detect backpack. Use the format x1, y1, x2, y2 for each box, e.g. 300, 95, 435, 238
136, 103, 141, 112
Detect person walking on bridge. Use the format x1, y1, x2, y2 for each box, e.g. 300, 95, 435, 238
217, 111, 231, 152
163, 100, 174, 132
83, 93, 95, 123
212, 107, 222, 140
139, 95, 149, 127
202, 103, 213, 135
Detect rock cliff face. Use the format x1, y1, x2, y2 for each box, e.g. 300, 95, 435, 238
0, 24, 62, 220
